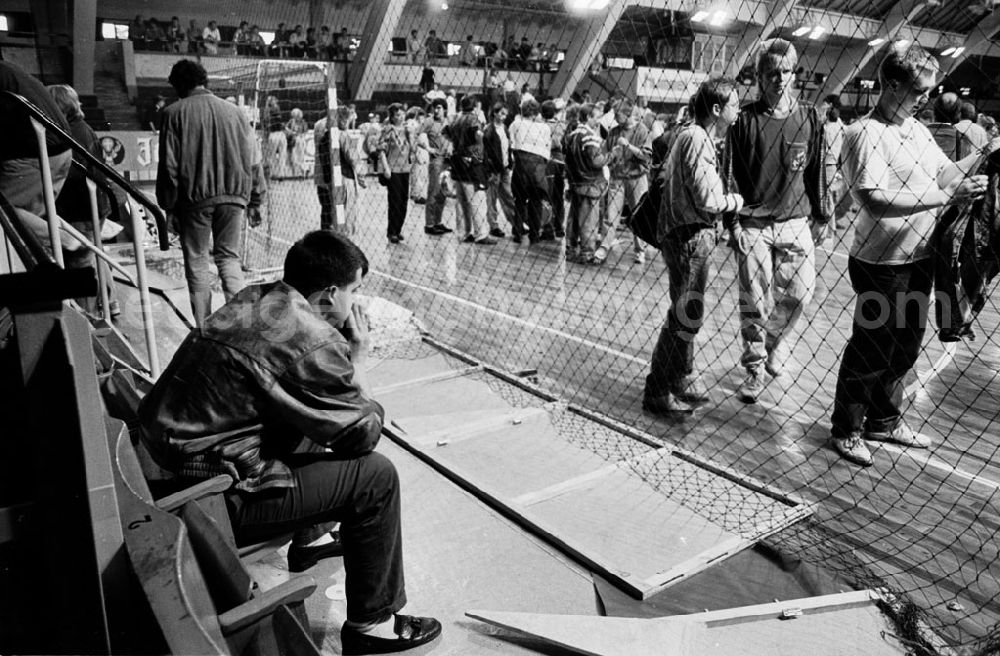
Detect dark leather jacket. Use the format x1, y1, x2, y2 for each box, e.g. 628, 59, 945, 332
138, 281, 384, 493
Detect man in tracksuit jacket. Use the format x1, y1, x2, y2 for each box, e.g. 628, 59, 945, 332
564, 103, 610, 263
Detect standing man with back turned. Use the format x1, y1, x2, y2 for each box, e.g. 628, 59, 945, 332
157, 60, 262, 328
727, 39, 827, 404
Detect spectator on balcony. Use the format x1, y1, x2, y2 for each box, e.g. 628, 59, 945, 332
408, 30, 425, 65
201, 21, 221, 55
306, 28, 318, 59
234, 21, 250, 56
248, 25, 265, 57
272, 23, 291, 58
425, 30, 443, 63
423, 82, 446, 105
166, 16, 186, 53
129, 15, 146, 51
337, 27, 351, 59
186, 19, 202, 54
318, 26, 333, 60
142, 19, 167, 52
290, 25, 307, 58
459, 36, 477, 67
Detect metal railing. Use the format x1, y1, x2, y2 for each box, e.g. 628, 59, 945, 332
1, 90, 171, 376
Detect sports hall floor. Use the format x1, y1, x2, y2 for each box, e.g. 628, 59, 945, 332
132, 175, 1000, 651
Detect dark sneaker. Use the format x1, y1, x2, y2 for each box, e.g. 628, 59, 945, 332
865, 420, 931, 448
489, 227, 506, 238
737, 369, 763, 404
462, 234, 476, 243
474, 237, 498, 245
671, 376, 709, 403
423, 226, 442, 235
642, 393, 693, 416
435, 224, 453, 234
341, 615, 443, 655
831, 433, 874, 466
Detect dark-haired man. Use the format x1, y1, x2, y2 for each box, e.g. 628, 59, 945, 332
448, 95, 495, 244
644, 77, 744, 415
422, 98, 453, 235
157, 59, 261, 327
139, 231, 442, 654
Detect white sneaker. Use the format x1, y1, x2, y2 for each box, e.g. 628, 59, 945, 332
765, 343, 790, 377
633, 250, 646, 265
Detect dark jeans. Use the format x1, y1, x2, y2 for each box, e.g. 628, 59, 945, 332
511, 151, 549, 240
227, 451, 406, 624
317, 185, 333, 230
830, 257, 933, 438
645, 225, 715, 398
386, 173, 410, 237
545, 160, 565, 235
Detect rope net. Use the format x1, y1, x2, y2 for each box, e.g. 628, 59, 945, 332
162, 1, 1000, 652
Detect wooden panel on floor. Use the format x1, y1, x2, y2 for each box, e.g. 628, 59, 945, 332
467, 591, 909, 656
376, 339, 811, 599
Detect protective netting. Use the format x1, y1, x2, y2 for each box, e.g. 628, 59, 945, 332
152, 1, 1000, 652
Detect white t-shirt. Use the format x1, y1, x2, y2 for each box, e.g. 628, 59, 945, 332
843, 115, 950, 264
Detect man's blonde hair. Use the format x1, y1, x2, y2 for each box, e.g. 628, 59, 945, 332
755, 38, 798, 78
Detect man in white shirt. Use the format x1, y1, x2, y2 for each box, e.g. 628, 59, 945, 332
201, 21, 221, 55
508, 98, 551, 243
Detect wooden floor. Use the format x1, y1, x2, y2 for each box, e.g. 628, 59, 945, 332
162, 176, 1000, 651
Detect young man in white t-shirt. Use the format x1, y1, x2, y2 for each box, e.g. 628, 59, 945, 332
830, 42, 994, 467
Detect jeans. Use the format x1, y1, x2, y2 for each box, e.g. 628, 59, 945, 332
830, 257, 933, 438
178, 203, 245, 328
599, 176, 648, 254
455, 180, 488, 240
645, 226, 715, 397
544, 160, 565, 236
486, 169, 516, 230
736, 216, 815, 370
568, 185, 606, 259
386, 173, 410, 237
425, 158, 447, 228
511, 151, 549, 239
227, 451, 406, 624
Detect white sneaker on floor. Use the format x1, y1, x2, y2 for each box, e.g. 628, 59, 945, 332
633, 250, 646, 265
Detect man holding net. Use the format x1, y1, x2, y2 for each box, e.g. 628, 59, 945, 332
829, 42, 995, 467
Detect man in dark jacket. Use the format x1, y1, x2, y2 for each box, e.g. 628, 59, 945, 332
564, 103, 610, 263
156, 59, 262, 327
139, 231, 442, 654
483, 102, 517, 237
448, 95, 495, 244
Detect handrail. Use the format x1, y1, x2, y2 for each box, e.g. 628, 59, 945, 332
1, 91, 170, 251
0, 190, 53, 271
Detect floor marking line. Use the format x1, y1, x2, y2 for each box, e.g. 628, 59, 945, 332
370, 269, 649, 366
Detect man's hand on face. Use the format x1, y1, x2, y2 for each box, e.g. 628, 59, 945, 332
342, 300, 370, 361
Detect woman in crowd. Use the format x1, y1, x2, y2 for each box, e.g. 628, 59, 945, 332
285, 107, 309, 177
407, 107, 429, 204
379, 104, 413, 243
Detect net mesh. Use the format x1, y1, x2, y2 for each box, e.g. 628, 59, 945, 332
144, 1, 1000, 652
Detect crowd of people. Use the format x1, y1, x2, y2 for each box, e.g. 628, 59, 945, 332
406, 30, 561, 71
299, 38, 1000, 470
127, 15, 356, 60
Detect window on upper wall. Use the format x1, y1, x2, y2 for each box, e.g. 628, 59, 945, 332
260, 30, 275, 44
0, 15, 9, 32
100, 21, 129, 40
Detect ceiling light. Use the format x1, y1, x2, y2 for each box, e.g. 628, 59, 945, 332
710, 10, 728, 25
441, 1, 448, 7
940, 46, 956, 56
868, 37, 885, 46
691, 10, 709, 22
809, 26, 825, 39
792, 26, 811, 36
951, 46, 965, 57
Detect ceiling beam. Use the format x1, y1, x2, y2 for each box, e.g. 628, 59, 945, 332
815, 0, 936, 99
347, 0, 407, 101
941, 8, 1000, 77
548, 0, 632, 99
